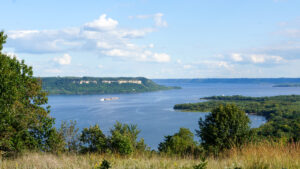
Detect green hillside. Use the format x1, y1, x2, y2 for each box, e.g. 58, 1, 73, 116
41, 77, 179, 95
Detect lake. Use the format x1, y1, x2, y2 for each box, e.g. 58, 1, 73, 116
48, 80, 300, 149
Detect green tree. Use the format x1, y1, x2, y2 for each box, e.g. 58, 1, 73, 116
197, 104, 251, 155
80, 125, 107, 153
109, 121, 148, 154
158, 128, 202, 156
110, 131, 133, 155
0, 31, 58, 154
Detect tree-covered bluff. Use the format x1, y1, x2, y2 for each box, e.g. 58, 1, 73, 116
41, 77, 180, 95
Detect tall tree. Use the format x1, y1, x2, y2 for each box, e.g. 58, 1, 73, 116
0, 31, 59, 154
197, 104, 251, 155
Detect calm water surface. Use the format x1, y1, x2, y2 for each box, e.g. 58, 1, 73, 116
48, 81, 300, 149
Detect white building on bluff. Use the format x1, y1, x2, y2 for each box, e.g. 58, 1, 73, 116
102, 80, 142, 84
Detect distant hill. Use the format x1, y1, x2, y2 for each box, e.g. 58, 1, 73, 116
273, 83, 300, 87
154, 78, 300, 84
41, 77, 180, 95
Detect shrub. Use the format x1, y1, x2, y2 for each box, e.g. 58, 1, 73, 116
80, 125, 107, 153
110, 132, 133, 155
158, 128, 202, 156
109, 122, 148, 154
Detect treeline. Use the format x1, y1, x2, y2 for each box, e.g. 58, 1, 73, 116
174, 95, 300, 142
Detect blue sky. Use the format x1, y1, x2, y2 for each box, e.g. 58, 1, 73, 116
1, 0, 300, 78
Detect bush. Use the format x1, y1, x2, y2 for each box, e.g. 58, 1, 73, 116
158, 128, 202, 156
109, 122, 148, 154
80, 125, 107, 153
110, 132, 133, 155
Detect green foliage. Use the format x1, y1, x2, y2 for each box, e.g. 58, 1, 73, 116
0, 31, 60, 154
158, 128, 202, 156
0, 31, 7, 51
45, 128, 66, 154
41, 77, 179, 95
197, 104, 251, 155
80, 125, 107, 153
110, 131, 133, 155
78, 122, 147, 155
109, 122, 148, 154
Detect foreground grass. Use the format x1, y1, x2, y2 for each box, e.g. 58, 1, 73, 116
0, 142, 299, 169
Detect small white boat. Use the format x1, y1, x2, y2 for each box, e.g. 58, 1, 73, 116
100, 97, 119, 101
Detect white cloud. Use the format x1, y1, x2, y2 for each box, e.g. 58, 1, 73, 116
229, 52, 284, 64
231, 53, 243, 62
54, 53, 72, 65
217, 61, 231, 69
98, 64, 104, 69
154, 13, 168, 27
96, 42, 112, 49
84, 14, 118, 31
250, 54, 265, 63
130, 13, 168, 28
102, 49, 131, 57
152, 53, 171, 62
6, 14, 170, 63
248, 54, 283, 64
118, 28, 155, 38
149, 43, 154, 48
8, 28, 83, 53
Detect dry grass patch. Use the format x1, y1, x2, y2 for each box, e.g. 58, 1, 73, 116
0, 142, 299, 169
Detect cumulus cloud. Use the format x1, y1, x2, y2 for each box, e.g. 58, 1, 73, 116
6, 14, 170, 63
54, 53, 72, 65
8, 28, 83, 53
229, 52, 284, 64
152, 53, 171, 63
84, 14, 118, 31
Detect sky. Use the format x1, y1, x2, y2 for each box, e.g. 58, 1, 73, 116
1, 0, 300, 78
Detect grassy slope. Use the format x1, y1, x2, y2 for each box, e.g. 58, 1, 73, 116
0, 142, 299, 169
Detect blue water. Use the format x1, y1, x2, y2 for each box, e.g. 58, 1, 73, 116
48, 81, 300, 149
